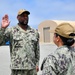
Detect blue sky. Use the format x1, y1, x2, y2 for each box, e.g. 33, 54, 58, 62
0, 0, 75, 29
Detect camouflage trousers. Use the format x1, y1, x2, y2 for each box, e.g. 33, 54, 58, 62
11, 69, 37, 75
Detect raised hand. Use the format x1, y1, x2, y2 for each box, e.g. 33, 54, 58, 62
1, 14, 10, 28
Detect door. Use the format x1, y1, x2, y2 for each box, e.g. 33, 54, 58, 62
43, 27, 50, 43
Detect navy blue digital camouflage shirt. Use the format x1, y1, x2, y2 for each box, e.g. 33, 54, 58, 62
0, 25, 40, 70
42, 45, 75, 75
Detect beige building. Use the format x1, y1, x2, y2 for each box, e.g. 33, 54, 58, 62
38, 20, 75, 43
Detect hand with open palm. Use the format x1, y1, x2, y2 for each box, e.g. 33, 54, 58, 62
1, 14, 10, 28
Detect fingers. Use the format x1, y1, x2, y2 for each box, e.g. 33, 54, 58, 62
36, 66, 39, 72
2, 14, 9, 20
2, 14, 10, 23
1, 14, 10, 28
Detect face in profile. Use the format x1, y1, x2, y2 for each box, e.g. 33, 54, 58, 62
53, 33, 58, 45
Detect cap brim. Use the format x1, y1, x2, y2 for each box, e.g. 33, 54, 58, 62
22, 11, 30, 15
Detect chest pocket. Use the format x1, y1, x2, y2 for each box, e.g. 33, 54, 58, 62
12, 31, 23, 48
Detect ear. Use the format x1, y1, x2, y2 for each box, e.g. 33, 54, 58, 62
57, 36, 61, 42
17, 15, 20, 20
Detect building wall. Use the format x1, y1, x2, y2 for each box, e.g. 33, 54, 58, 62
53, 20, 75, 29
38, 20, 57, 43
38, 20, 75, 43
